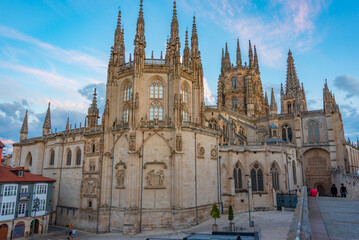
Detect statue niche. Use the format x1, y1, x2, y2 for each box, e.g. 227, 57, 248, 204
115, 169, 126, 189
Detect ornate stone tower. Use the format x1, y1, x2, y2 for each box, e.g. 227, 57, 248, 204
280, 50, 307, 114
217, 40, 265, 118
323, 80, 339, 113
87, 89, 99, 128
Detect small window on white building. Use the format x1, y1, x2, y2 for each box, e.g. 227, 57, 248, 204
20, 186, 28, 194
18, 203, 26, 217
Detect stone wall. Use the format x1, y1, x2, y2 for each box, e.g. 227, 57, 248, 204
332, 171, 359, 198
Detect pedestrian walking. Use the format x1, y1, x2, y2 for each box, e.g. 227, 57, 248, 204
310, 188, 318, 197
331, 184, 338, 197
72, 229, 76, 239
340, 183, 347, 198
65, 224, 69, 233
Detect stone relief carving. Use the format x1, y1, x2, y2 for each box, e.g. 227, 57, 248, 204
145, 169, 165, 188
176, 134, 182, 152
85, 138, 100, 153
115, 169, 126, 188
89, 160, 96, 172
197, 143, 205, 157
211, 148, 217, 158
82, 180, 96, 195
129, 133, 136, 151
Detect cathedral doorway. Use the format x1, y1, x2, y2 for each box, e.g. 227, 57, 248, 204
316, 184, 325, 196
303, 148, 331, 195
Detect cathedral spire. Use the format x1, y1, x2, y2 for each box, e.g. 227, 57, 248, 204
134, 0, 146, 49
270, 88, 278, 115
170, 1, 179, 44
87, 88, 100, 128
191, 15, 199, 58
113, 9, 125, 65
236, 38, 242, 67
43, 102, 51, 135
65, 117, 69, 131
248, 40, 253, 68
224, 42, 231, 70
20, 110, 28, 140
285, 49, 300, 97
253, 45, 259, 71
183, 29, 190, 68
264, 91, 268, 105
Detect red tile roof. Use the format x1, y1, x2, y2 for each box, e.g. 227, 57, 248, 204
0, 164, 55, 183
0, 141, 4, 148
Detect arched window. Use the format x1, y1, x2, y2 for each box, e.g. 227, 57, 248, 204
29, 154, 32, 166
76, 149, 81, 165
66, 150, 72, 166
182, 109, 188, 122
150, 101, 163, 120
233, 162, 242, 191
292, 161, 297, 185
150, 80, 163, 99
281, 124, 292, 142
123, 83, 132, 102
49, 150, 55, 166
209, 119, 217, 130
251, 163, 264, 191
232, 98, 237, 109
231, 78, 237, 89
271, 163, 280, 191
123, 107, 129, 122
92, 144, 95, 153
181, 85, 188, 103
308, 120, 320, 143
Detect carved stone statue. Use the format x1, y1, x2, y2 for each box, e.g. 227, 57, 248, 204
129, 133, 136, 151
89, 160, 96, 172
85, 181, 96, 195
176, 134, 182, 152
115, 169, 125, 188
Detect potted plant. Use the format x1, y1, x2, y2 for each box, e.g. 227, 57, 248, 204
228, 205, 234, 231
210, 203, 220, 232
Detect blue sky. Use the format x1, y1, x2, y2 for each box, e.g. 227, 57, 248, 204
1, 0, 359, 154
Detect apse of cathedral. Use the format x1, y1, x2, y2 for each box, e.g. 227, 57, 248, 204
12, 0, 348, 235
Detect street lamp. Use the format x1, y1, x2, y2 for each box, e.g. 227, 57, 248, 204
245, 174, 253, 227
31, 197, 40, 240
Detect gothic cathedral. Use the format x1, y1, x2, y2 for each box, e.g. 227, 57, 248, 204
12, 1, 348, 235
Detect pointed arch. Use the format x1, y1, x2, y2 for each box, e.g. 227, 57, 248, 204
250, 162, 264, 192
142, 131, 172, 150
25, 152, 32, 168
66, 148, 72, 166
49, 149, 55, 166
233, 161, 243, 191
75, 147, 81, 165
270, 161, 280, 191
292, 160, 297, 185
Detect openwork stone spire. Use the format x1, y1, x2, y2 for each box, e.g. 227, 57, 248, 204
183, 29, 190, 67
253, 45, 259, 71
270, 88, 278, 115
134, 0, 146, 48
42, 103, 51, 135
21, 110, 28, 134
170, 1, 179, 44
113, 9, 125, 65
285, 50, 301, 97
236, 38, 241, 67
87, 88, 99, 128
248, 40, 253, 68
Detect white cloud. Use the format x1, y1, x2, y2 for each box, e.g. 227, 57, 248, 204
180, 0, 328, 68
203, 77, 216, 105
0, 25, 107, 71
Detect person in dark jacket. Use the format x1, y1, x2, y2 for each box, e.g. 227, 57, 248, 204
340, 183, 347, 198
331, 184, 338, 197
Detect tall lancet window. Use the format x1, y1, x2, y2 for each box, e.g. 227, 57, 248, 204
232, 97, 238, 109
123, 107, 129, 122
181, 85, 188, 104
308, 120, 320, 143
150, 80, 163, 99
182, 108, 188, 122
123, 84, 132, 102
231, 78, 237, 89
150, 101, 163, 120
233, 162, 242, 191
271, 163, 280, 191
251, 163, 264, 192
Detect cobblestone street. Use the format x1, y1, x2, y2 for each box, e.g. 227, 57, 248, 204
22, 210, 293, 240
309, 197, 359, 240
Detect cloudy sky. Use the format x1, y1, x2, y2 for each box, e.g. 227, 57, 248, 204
1, 0, 359, 154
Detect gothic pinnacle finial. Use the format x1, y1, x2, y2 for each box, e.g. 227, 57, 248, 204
236, 38, 242, 67
254, 45, 258, 70
270, 88, 278, 113
248, 40, 253, 68
117, 10, 122, 28
65, 117, 69, 131
43, 102, 51, 130
21, 110, 28, 134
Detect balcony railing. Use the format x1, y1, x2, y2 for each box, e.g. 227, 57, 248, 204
19, 192, 30, 200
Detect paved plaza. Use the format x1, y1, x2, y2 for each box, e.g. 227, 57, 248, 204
309, 197, 359, 240
21, 210, 293, 240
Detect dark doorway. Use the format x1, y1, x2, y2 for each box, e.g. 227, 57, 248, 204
14, 222, 25, 238
316, 184, 325, 196
30, 219, 39, 234
0, 224, 8, 240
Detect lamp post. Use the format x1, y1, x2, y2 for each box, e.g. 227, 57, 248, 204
245, 174, 253, 227
31, 197, 40, 240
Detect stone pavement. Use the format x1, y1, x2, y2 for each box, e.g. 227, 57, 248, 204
309, 197, 359, 240
25, 210, 293, 240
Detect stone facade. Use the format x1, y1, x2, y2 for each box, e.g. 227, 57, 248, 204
10, 0, 349, 235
